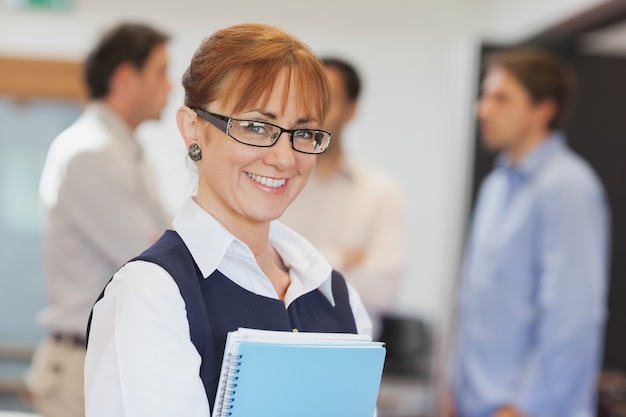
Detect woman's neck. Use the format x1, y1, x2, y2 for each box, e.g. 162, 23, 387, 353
192, 193, 290, 299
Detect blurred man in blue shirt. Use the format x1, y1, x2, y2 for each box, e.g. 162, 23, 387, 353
451, 48, 610, 417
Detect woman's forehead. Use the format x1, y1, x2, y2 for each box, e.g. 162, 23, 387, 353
217, 71, 324, 121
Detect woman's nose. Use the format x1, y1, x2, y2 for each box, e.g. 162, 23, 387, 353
264, 132, 296, 168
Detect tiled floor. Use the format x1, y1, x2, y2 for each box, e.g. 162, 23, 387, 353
0, 392, 35, 415
377, 374, 432, 417
0, 359, 35, 415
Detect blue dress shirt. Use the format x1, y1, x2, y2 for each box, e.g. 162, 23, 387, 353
453, 133, 610, 417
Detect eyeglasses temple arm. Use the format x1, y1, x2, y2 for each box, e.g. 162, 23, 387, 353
193, 108, 230, 134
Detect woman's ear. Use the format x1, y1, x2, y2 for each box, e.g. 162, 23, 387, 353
176, 106, 201, 149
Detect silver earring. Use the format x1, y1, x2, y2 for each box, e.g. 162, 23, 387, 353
188, 143, 202, 161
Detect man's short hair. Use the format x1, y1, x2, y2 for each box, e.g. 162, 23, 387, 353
85, 22, 169, 99
484, 47, 576, 130
321, 57, 361, 102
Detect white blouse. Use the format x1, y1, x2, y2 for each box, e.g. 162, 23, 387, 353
85, 197, 372, 417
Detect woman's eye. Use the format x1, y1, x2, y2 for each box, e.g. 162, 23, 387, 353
236, 121, 268, 135
246, 123, 267, 135
294, 130, 313, 139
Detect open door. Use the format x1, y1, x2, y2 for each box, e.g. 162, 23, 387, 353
564, 53, 626, 372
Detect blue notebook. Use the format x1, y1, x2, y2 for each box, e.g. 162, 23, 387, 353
212, 328, 386, 417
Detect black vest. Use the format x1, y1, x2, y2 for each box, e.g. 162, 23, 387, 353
88, 230, 357, 411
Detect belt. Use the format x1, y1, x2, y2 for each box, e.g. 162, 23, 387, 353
52, 332, 87, 348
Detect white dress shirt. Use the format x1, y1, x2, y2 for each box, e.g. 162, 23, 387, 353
85, 197, 372, 417
37, 102, 171, 335
280, 158, 407, 336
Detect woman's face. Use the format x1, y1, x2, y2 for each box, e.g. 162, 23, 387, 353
193, 71, 318, 229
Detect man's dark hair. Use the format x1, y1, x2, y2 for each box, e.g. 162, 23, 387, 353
85, 22, 169, 99
484, 47, 576, 130
321, 57, 361, 101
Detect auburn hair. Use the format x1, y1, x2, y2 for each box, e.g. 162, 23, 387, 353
182, 23, 330, 122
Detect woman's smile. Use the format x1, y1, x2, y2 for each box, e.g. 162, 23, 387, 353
246, 172, 287, 189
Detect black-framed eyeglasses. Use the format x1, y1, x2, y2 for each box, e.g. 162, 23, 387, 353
193, 108, 331, 154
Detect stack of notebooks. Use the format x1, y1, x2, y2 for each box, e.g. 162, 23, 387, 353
212, 328, 386, 417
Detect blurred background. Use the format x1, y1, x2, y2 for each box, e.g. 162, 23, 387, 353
2, 0, 626, 416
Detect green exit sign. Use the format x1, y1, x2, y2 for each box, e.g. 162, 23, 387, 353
10, 0, 73, 10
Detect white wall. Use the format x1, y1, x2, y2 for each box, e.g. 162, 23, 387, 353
477, 0, 606, 43
0, 0, 607, 340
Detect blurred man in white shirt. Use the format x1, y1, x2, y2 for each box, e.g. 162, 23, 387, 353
280, 58, 407, 338
25, 22, 172, 417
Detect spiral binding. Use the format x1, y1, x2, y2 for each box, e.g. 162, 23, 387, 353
215, 353, 243, 417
